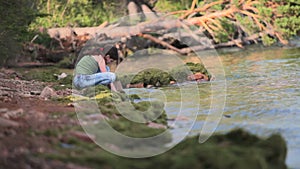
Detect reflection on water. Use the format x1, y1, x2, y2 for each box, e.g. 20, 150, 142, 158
218, 46, 300, 168
126, 45, 299, 167
132, 45, 300, 168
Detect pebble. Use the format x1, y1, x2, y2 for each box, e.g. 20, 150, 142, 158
146, 85, 154, 88
67, 103, 74, 107
2, 108, 24, 119
0, 91, 9, 96
20, 94, 33, 98
147, 122, 167, 129
223, 114, 232, 118
0, 108, 8, 114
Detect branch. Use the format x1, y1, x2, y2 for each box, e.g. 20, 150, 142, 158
61, 0, 70, 19
187, 8, 238, 25
180, 0, 224, 19
139, 34, 186, 55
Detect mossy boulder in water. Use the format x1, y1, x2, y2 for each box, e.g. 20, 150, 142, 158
170, 62, 212, 82
118, 62, 212, 87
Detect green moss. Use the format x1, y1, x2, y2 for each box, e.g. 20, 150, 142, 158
128, 94, 141, 100
21, 67, 60, 82
54, 75, 73, 90
92, 92, 168, 126
43, 129, 287, 169
108, 117, 167, 138
57, 56, 75, 69
18, 67, 73, 90
154, 0, 194, 14
118, 62, 211, 87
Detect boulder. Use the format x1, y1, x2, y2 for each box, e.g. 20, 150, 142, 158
40, 86, 58, 99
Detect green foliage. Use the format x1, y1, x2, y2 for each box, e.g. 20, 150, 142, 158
154, 0, 191, 13
215, 18, 236, 43
262, 35, 276, 46
57, 54, 77, 68
29, 0, 121, 29
0, 0, 37, 66
235, 14, 259, 36
275, 3, 300, 38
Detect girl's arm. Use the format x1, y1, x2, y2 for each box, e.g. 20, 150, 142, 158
98, 56, 107, 73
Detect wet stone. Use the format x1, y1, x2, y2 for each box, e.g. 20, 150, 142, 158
40, 86, 58, 99
30, 90, 41, 95
0, 108, 8, 114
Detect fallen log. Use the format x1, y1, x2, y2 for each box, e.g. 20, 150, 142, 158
45, 0, 288, 57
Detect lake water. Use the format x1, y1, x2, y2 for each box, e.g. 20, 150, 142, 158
127, 43, 300, 168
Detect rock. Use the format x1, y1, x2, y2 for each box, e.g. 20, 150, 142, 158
168, 115, 190, 121
67, 103, 74, 107
0, 87, 17, 92
40, 86, 58, 99
2, 108, 24, 119
126, 83, 144, 88
0, 117, 20, 127
27, 110, 46, 121
147, 122, 167, 129
0, 108, 8, 114
54, 72, 68, 80
223, 114, 232, 118
0, 91, 9, 96
187, 72, 209, 81
146, 85, 154, 88
20, 94, 33, 98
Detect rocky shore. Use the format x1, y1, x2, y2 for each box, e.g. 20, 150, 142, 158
0, 67, 288, 169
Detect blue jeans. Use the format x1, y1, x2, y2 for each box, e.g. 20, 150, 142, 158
73, 72, 116, 89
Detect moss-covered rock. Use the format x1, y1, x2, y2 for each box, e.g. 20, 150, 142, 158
46, 129, 287, 169
170, 62, 212, 82
118, 62, 212, 87
72, 87, 168, 137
